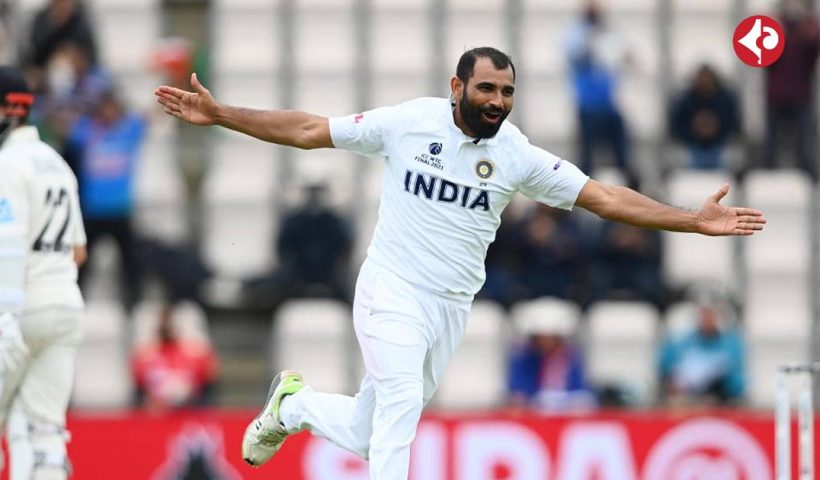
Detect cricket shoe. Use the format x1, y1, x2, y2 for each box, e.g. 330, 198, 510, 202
242, 370, 304, 467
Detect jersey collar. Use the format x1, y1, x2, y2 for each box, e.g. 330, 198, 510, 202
466, 133, 500, 146
446, 102, 501, 146
4, 126, 40, 145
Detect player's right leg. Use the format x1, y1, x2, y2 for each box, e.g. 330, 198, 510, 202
265, 260, 432, 480
361, 321, 428, 479
241, 369, 305, 466
351, 262, 430, 479
7, 400, 71, 480
277, 320, 429, 476
278, 373, 377, 459
0, 334, 29, 479
12, 306, 82, 480
268, 261, 390, 460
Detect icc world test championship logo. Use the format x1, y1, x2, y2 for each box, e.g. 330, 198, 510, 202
733, 15, 785, 67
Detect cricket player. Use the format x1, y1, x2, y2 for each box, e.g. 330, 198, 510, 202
155, 47, 766, 479
0, 66, 87, 480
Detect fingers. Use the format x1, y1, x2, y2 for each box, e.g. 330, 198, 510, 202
191, 72, 210, 96
732, 216, 766, 235
736, 222, 765, 231
156, 97, 180, 116
155, 96, 175, 109
162, 107, 182, 119
720, 208, 767, 236
154, 85, 185, 100
154, 87, 184, 116
709, 183, 730, 203
736, 207, 765, 217
154, 73, 209, 121
738, 215, 767, 225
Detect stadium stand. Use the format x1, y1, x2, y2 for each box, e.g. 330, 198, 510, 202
271, 299, 358, 395
585, 300, 659, 405
743, 169, 813, 406
10, 0, 815, 413
132, 299, 211, 347
663, 169, 738, 292
72, 301, 131, 409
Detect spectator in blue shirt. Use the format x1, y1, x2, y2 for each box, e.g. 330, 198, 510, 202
65, 86, 145, 311
658, 300, 745, 406
564, 1, 636, 187
507, 305, 596, 412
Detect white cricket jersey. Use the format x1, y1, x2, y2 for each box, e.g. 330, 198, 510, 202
0, 126, 86, 312
330, 97, 589, 299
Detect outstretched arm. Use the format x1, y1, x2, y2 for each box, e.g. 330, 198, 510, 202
575, 180, 766, 236
154, 73, 333, 150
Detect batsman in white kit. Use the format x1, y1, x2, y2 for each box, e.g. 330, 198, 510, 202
156, 47, 766, 479
0, 66, 86, 480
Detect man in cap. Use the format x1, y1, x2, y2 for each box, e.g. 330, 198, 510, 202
0, 65, 87, 480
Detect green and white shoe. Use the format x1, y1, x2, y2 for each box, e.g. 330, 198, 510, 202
241, 370, 304, 467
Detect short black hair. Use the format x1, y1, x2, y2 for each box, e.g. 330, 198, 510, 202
0, 66, 33, 123
456, 47, 516, 84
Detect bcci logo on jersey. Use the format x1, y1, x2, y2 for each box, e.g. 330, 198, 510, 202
403, 170, 490, 211
0, 198, 14, 224
475, 159, 494, 179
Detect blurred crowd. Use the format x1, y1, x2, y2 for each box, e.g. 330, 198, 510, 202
2, 0, 818, 412
505, 292, 746, 412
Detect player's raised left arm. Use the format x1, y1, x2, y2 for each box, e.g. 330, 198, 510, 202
575, 179, 766, 236
155, 73, 332, 149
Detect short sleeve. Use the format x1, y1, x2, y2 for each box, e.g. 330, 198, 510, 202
328, 105, 402, 157
517, 143, 589, 210
0, 161, 30, 312
0, 161, 30, 239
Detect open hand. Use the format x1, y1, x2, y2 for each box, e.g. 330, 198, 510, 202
154, 73, 219, 126
697, 183, 766, 236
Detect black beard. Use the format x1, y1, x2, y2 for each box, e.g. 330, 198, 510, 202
459, 93, 509, 139
0, 117, 17, 147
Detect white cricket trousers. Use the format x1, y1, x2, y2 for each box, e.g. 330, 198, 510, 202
0, 304, 83, 479
280, 259, 471, 479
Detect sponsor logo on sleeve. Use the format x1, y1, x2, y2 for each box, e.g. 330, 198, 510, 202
0, 198, 14, 223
